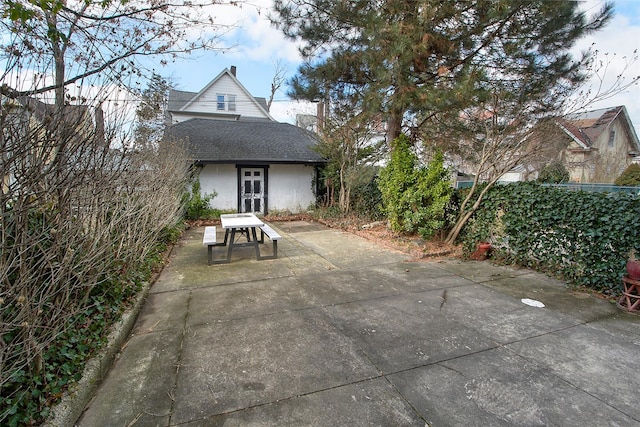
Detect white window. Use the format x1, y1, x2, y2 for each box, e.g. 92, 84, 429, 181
216, 94, 236, 111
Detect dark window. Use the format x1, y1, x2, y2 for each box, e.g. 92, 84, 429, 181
254, 181, 261, 194
244, 180, 251, 194
608, 129, 615, 147
217, 94, 225, 110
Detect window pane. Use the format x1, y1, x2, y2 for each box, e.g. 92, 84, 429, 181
244, 171, 251, 176
244, 180, 251, 193
217, 95, 225, 110
228, 95, 236, 111
254, 199, 261, 212
253, 171, 260, 176
244, 199, 251, 212
254, 181, 261, 194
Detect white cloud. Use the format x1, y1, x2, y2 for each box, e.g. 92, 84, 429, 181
209, 0, 302, 63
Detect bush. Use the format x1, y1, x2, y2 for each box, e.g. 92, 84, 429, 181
1, 119, 188, 425
378, 135, 452, 239
537, 160, 570, 183
183, 179, 218, 220
459, 182, 640, 295
614, 163, 640, 186
349, 174, 384, 220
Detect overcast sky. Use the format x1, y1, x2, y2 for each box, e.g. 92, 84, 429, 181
159, 0, 640, 130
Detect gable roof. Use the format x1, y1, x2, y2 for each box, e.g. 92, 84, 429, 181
560, 106, 640, 151
166, 118, 326, 165
168, 68, 273, 120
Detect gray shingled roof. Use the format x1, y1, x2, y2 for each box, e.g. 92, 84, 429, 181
167, 89, 195, 112
166, 118, 326, 164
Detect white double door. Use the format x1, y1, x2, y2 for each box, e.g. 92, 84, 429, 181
240, 168, 264, 214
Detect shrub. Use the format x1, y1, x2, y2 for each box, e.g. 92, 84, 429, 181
349, 174, 384, 220
183, 179, 218, 220
377, 134, 417, 232
1, 123, 188, 425
614, 163, 640, 186
537, 160, 570, 183
378, 135, 452, 239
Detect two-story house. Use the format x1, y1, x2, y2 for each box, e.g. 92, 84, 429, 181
557, 106, 640, 183
165, 67, 325, 215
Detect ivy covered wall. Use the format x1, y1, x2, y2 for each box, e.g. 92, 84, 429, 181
459, 182, 640, 295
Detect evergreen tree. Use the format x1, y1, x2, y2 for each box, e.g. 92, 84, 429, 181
615, 164, 640, 187
272, 0, 613, 144
135, 73, 173, 148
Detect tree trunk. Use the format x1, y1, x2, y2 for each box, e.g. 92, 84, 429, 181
386, 111, 403, 145
445, 176, 501, 245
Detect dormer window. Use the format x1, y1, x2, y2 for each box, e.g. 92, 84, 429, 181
217, 94, 236, 112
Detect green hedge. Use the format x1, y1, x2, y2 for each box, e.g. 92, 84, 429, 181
460, 182, 640, 295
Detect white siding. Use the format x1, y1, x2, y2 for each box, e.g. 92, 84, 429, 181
268, 164, 316, 213
199, 164, 237, 211
199, 163, 317, 213
183, 74, 269, 119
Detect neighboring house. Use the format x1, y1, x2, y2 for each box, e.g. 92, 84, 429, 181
1, 95, 105, 193
166, 67, 325, 215
556, 106, 640, 183
449, 105, 640, 185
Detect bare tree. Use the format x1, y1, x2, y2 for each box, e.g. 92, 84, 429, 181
428, 50, 640, 245
266, 59, 288, 112
315, 103, 386, 213
0, 0, 236, 420
1, 0, 237, 104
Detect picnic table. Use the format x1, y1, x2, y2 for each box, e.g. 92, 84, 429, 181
202, 213, 280, 264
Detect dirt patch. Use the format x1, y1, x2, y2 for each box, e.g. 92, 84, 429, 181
324, 219, 462, 261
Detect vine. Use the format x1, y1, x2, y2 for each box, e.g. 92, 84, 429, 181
460, 182, 640, 295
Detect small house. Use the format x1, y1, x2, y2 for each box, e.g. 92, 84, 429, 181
165, 67, 325, 214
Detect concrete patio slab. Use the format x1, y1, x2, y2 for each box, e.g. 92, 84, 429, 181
171, 309, 380, 424
188, 377, 425, 426
506, 322, 640, 421
76, 328, 182, 427
323, 291, 498, 374
75, 222, 640, 427
390, 346, 634, 426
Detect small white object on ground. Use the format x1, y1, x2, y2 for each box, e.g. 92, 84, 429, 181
521, 298, 545, 308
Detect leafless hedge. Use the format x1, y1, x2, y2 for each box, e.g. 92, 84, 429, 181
0, 101, 189, 399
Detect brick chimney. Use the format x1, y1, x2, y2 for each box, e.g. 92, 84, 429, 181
230, 65, 237, 77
